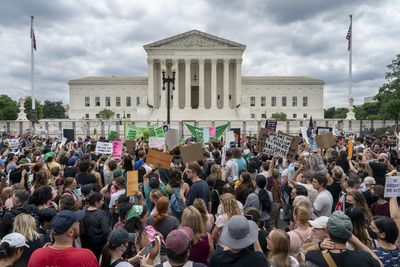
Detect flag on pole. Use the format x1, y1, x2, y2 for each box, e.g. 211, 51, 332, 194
30, 22, 37, 51
346, 16, 352, 51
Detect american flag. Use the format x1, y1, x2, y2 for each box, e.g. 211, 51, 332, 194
346, 19, 352, 51
30, 25, 36, 51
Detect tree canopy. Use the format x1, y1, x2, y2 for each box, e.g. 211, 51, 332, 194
0, 95, 18, 120
271, 112, 287, 121
42, 100, 66, 118
98, 108, 115, 119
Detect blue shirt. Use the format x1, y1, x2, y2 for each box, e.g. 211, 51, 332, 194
374, 246, 400, 267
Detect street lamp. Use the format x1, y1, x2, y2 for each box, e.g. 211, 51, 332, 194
162, 71, 176, 126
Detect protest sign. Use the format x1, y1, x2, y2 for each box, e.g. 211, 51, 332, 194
146, 149, 173, 169
225, 130, 235, 148
126, 171, 139, 196
95, 142, 113, 154
203, 127, 210, 143
300, 127, 309, 144
148, 137, 165, 150
155, 126, 165, 137
9, 139, 19, 150
112, 140, 123, 159
278, 133, 301, 162
125, 140, 136, 155
231, 128, 241, 147
316, 133, 336, 149
384, 176, 400, 197
209, 127, 216, 138
264, 132, 293, 158
63, 129, 75, 143
180, 143, 203, 164
165, 129, 179, 151
108, 131, 118, 141
265, 120, 277, 132
348, 139, 353, 159
61, 137, 68, 146
316, 127, 333, 135
256, 128, 269, 152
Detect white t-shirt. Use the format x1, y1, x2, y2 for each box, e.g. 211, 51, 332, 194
313, 189, 333, 217
109, 189, 126, 208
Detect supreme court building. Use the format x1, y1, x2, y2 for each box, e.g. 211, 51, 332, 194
68, 30, 324, 121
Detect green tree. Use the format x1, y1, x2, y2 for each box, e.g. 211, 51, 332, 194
0, 95, 18, 120
42, 100, 66, 118
24, 97, 43, 121
332, 108, 348, 119
271, 112, 287, 121
354, 102, 381, 120
324, 107, 336, 118
98, 108, 115, 119
380, 99, 400, 119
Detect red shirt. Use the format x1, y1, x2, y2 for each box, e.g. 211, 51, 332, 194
28, 246, 99, 267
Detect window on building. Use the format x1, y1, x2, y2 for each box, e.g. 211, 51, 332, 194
105, 97, 110, 107
303, 113, 308, 118
292, 96, 297, 107
85, 97, 90, 107
261, 113, 266, 118
127, 114, 131, 119
251, 113, 255, 119
282, 96, 287, 107
136, 97, 140, 106
250, 96, 255, 107
95, 97, 100, 107
303, 96, 308, 107
116, 114, 120, 119
126, 97, 131, 107
85, 113, 89, 119
293, 113, 297, 119
116, 97, 121, 107
261, 97, 266, 107
271, 97, 276, 107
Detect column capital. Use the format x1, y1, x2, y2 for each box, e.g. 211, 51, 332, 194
147, 58, 154, 65
223, 58, 230, 64
198, 58, 205, 64
184, 59, 191, 64
235, 58, 243, 64
210, 58, 218, 64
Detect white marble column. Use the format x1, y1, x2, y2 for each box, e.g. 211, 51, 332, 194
147, 59, 154, 107
211, 59, 217, 109
172, 60, 179, 109
198, 58, 205, 108
235, 58, 242, 107
184, 59, 191, 109
160, 60, 166, 109
223, 59, 230, 108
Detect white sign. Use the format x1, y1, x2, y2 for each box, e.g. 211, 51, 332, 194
300, 127, 309, 144
9, 139, 19, 150
165, 129, 179, 151
148, 137, 165, 150
203, 127, 210, 143
225, 130, 235, 148
95, 142, 113, 154
264, 132, 293, 158
61, 137, 68, 146
384, 176, 400, 197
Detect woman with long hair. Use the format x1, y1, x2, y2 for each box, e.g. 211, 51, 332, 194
268, 229, 299, 267
206, 164, 226, 195
181, 206, 214, 265
287, 205, 312, 262
12, 213, 50, 267
166, 169, 189, 219
148, 196, 179, 240
211, 193, 242, 245
235, 172, 255, 205
346, 207, 373, 249
193, 198, 215, 233
99, 228, 136, 267
346, 190, 373, 224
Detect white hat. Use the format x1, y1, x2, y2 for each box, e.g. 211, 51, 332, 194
0, 233, 30, 248
363, 176, 376, 185
308, 216, 329, 229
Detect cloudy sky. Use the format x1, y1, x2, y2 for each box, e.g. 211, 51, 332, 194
0, 0, 399, 108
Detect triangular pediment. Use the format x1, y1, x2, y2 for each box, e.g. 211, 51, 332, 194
144, 30, 246, 50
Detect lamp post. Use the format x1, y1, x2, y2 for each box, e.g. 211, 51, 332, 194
162, 71, 176, 126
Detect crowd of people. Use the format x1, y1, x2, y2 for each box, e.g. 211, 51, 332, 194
0, 130, 399, 267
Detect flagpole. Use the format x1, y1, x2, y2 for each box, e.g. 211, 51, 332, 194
346, 14, 355, 120
31, 16, 36, 124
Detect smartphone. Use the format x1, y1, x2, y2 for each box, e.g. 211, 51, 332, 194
141, 243, 152, 256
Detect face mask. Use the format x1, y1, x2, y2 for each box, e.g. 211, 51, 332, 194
344, 202, 353, 212
368, 226, 378, 240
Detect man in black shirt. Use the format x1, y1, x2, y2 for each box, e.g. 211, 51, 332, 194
184, 163, 211, 211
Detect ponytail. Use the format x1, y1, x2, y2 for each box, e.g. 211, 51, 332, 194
100, 242, 113, 267
258, 189, 271, 212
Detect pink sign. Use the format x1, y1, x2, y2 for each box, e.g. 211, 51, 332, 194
112, 140, 123, 159
209, 127, 216, 138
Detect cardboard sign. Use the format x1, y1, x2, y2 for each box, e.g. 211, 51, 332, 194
265, 120, 277, 132
112, 140, 123, 159
264, 132, 293, 158
165, 129, 179, 151
209, 127, 216, 138
384, 176, 400, 197
180, 143, 203, 164
95, 142, 113, 154
256, 128, 269, 152
9, 139, 19, 150
126, 171, 139, 196
148, 137, 165, 150
125, 140, 136, 155
146, 149, 173, 169
285, 135, 301, 162
316, 133, 337, 149
203, 127, 210, 143
316, 127, 333, 135
348, 139, 353, 159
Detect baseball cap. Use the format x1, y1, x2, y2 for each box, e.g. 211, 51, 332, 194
166, 227, 194, 255
108, 228, 135, 247
0, 233, 30, 248
127, 205, 144, 221
113, 168, 124, 178
51, 210, 85, 235
68, 156, 78, 166
43, 152, 56, 162
363, 176, 376, 186
308, 216, 329, 229
327, 211, 353, 239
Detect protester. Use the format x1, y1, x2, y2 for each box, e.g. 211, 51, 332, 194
0, 233, 30, 267
312, 173, 333, 217
268, 229, 299, 267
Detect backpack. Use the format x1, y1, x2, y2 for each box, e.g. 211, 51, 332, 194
170, 189, 185, 215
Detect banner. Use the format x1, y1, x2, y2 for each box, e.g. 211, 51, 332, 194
185, 123, 229, 142
124, 122, 161, 140
96, 142, 113, 154
126, 171, 139, 196
264, 132, 293, 158
384, 176, 400, 197
146, 149, 173, 169
111, 140, 123, 159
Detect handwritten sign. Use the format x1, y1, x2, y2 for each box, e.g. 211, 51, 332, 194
384, 176, 400, 197
180, 143, 203, 164
125, 140, 136, 155
256, 128, 269, 152
146, 149, 173, 169
112, 140, 123, 159
316, 133, 336, 149
264, 132, 293, 158
316, 127, 332, 135
61, 137, 68, 146
9, 139, 19, 150
95, 142, 113, 154
126, 171, 139, 196
209, 127, 216, 138
148, 137, 165, 150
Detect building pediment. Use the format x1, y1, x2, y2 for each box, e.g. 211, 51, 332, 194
143, 30, 246, 50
